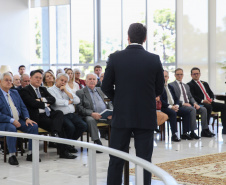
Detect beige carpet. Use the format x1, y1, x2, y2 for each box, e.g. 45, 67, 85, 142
129, 152, 226, 185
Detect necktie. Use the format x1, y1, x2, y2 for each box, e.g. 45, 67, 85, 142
7, 94, 19, 121
197, 81, 212, 102
164, 85, 174, 105
180, 82, 188, 103
35, 88, 50, 116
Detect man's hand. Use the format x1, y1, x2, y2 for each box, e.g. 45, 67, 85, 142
68, 100, 73, 104
183, 103, 191, 107
171, 105, 179, 112
13, 120, 21, 128
36, 99, 40, 102
107, 115, 112, 120
194, 103, 200, 110
91, 112, 102, 120
203, 100, 211, 104
25, 119, 37, 126
60, 86, 66, 92
47, 104, 50, 107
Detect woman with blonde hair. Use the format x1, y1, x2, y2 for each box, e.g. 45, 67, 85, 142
65, 68, 79, 94
43, 71, 55, 88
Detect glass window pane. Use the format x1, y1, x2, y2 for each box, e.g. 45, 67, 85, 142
101, 0, 121, 60
123, 0, 146, 49
147, 0, 175, 65
71, 0, 94, 65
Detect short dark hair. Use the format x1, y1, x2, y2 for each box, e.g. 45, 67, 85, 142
128, 23, 147, 44
175, 68, 183, 74
94, 65, 102, 70
19, 65, 25, 70
30, 70, 43, 77
191, 67, 200, 74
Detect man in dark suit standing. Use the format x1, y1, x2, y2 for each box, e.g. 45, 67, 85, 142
102, 23, 164, 185
187, 67, 226, 134
20, 70, 76, 159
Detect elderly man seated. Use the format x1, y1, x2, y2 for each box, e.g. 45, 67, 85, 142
0, 72, 39, 165
48, 73, 87, 153
16, 74, 30, 91
76, 73, 113, 150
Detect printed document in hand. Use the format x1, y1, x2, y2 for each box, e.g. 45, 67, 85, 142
100, 109, 113, 119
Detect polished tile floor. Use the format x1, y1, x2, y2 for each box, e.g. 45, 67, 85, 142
0, 124, 225, 185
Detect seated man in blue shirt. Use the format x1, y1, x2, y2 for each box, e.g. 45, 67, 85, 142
0, 72, 38, 165
76, 73, 113, 149
48, 73, 87, 155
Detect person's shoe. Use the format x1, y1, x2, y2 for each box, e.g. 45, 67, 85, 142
171, 134, 181, 142
190, 132, 200, 139
67, 146, 78, 153
8, 155, 19, 165
59, 150, 77, 159
181, 133, 193, 140
94, 139, 103, 153
26, 154, 41, 162
201, 130, 213, 137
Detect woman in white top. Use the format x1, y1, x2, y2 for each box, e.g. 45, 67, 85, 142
65, 68, 80, 94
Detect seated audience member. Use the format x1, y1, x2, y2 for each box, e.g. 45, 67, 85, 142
43, 70, 55, 88
65, 68, 79, 94
0, 72, 39, 165
18, 65, 26, 75
20, 70, 76, 159
187, 67, 226, 134
12, 74, 21, 88
74, 68, 86, 89
161, 70, 192, 141
94, 65, 102, 86
170, 68, 214, 138
76, 73, 113, 148
16, 74, 30, 91
156, 96, 168, 126
56, 68, 64, 77
96, 72, 104, 87
48, 73, 87, 153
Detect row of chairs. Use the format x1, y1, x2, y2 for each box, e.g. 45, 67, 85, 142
158, 111, 220, 141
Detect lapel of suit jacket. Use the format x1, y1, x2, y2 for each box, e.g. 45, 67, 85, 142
192, 79, 203, 93
0, 89, 10, 113
28, 84, 38, 99
173, 81, 181, 98
96, 87, 105, 102
84, 87, 94, 110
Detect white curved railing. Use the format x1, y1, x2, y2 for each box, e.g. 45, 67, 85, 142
0, 131, 178, 185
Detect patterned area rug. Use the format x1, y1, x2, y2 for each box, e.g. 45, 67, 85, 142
129, 152, 226, 185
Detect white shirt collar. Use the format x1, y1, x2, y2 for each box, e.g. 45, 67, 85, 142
129, 43, 143, 46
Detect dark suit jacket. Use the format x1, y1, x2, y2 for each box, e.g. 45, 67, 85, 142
19, 84, 56, 123
76, 86, 113, 117
187, 79, 214, 104
160, 84, 179, 108
0, 89, 29, 129
101, 44, 164, 129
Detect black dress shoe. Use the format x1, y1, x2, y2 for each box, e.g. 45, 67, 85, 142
26, 154, 41, 162
67, 146, 78, 153
190, 132, 200, 139
60, 150, 77, 159
8, 155, 19, 165
94, 139, 103, 153
171, 134, 181, 142
181, 133, 193, 140
201, 130, 213, 137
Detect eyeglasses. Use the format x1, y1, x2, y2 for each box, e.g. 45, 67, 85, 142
3, 79, 12, 83
175, 74, 183, 76
192, 73, 200, 76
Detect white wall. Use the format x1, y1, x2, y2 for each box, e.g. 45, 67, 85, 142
0, 0, 30, 75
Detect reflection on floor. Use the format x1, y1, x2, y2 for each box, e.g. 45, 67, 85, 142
0, 124, 225, 185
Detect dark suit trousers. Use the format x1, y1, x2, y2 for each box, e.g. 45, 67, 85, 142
107, 127, 154, 185
38, 110, 64, 134
202, 102, 226, 128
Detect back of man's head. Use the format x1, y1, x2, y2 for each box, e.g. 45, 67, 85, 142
128, 23, 147, 44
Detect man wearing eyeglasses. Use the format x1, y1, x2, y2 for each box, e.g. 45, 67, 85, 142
187, 67, 226, 135
170, 68, 215, 139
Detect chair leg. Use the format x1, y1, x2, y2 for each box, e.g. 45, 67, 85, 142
80, 133, 83, 152
44, 141, 47, 153
4, 136, 7, 163
108, 127, 111, 146
217, 115, 219, 133
20, 139, 24, 156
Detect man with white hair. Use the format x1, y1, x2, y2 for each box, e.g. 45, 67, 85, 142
12, 74, 21, 88
48, 73, 87, 153
76, 73, 113, 150
0, 72, 39, 165
16, 74, 30, 91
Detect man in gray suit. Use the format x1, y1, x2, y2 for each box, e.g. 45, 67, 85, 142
169, 68, 214, 139
76, 73, 113, 148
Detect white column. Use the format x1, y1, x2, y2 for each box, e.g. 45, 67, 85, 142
208, 0, 216, 90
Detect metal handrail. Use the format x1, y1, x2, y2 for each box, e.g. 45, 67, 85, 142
0, 131, 178, 185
